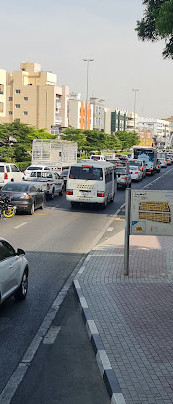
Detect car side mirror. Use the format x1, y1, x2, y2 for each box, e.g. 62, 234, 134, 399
17, 248, 25, 256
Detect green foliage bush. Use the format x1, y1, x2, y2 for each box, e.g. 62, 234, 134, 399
16, 161, 31, 171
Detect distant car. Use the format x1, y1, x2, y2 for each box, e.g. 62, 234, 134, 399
60, 169, 69, 190
166, 157, 171, 166
156, 159, 161, 172
1, 182, 45, 214
129, 165, 143, 181
23, 165, 51, 180
116, 166, 131, 189
0, 163, 23, 188
159, 158, 167, 168
0, 237, 29, 304
128, 159, 146, 178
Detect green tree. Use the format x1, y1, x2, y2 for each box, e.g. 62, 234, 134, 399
136, 0, 173, 59
116, 131, 139, 150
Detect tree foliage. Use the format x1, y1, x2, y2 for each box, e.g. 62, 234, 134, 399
0, 122, 55, 162
136, 0, 173, 59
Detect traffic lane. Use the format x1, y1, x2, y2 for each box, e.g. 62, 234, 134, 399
11, 286, 110, 404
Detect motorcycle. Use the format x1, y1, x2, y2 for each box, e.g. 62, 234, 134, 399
0, 194, 16, 218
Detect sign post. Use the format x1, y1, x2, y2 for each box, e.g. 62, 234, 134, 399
124, 188, 131, 276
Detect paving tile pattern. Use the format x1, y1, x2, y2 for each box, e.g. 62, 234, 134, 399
79, 240, 173, 404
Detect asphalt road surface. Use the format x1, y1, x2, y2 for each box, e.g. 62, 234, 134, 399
0, 165, 172, 403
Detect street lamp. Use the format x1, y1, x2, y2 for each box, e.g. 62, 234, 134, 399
132, 89, 139, 133
83, 58, 94, 130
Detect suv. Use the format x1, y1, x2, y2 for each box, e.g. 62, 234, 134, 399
128, 159, 146, 178
0, 163, 23, 188
23, 165, 51, 179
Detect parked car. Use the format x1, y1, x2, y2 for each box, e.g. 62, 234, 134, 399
23, 165, 51, 180
1, 182, 45, 214
25, 170, 64, 198
60, 169, 69, 190
156, 159, 161, 173
116, 166, 131, 189
159, 158, 167, 168
0, 237, 28, 304
166, 157, 171, 166
129, 165, 143, 181
0, 163, 23, 188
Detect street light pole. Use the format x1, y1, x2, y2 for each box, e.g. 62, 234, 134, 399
132, 89, 139, 133
83, 58, 94, 130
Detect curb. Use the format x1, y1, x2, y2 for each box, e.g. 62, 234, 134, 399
74, 274, 126, 404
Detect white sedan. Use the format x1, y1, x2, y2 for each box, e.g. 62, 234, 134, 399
0, 238, 29, 304
129, 165, 143, 181
159, 158, 167, 168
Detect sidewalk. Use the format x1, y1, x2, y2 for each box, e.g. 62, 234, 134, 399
74, 227, 173, 404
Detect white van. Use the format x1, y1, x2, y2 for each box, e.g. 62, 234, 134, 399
66, 160, 117, 208
90, 155, 106, 161
0, 163, 23, 188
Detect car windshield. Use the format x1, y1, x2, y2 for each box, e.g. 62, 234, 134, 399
3, 183, 29, 192
61, 170, 68, 176
134, 150, 154, 162
129, 160, 142, 166
69, 166, 103, 180
27, 166, 44, 171
116, 168, 127, 174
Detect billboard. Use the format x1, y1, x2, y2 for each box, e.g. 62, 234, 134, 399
131, 190, 173, 236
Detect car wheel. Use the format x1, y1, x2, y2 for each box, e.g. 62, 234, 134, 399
50, 189, 55, 200
29, 202, 35, 215
102, 198, 108, 208
59, 188, 63, 196
110, 194, 114, 202
40, 198, 45, 209
14, 269, 28, 301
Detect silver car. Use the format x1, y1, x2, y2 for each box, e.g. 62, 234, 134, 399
0, 238, 29, 304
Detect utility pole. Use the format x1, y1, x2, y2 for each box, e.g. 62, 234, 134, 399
132, 89, 139, 133
83, 59, 94, 130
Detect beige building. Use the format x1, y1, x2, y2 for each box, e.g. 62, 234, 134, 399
0, 62, 69, 132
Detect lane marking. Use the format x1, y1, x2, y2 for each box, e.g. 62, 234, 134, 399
43, 326, 61, 345
107, 227, 113, 232
14, 222, 27, 229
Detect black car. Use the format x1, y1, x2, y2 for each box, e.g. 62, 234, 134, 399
1, 182, 45, 215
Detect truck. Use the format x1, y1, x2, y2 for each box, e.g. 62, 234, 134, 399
132, 146, 157, 175
32, 139, 77, 173
25, 170, 64, 199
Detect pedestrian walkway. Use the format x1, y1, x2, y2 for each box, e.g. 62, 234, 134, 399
74, 228, 173, 404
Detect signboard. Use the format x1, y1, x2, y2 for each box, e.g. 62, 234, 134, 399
131, 190, 173, 236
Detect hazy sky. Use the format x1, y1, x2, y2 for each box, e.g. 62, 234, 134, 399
1, 0, 173, 119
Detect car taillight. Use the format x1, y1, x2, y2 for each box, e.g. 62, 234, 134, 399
47, 183, 50, 189
23, 194, 31, 199
97, 192, 104, 197
148, 169, 151, 172
124, 176, 127, 180
142, 167, 143, 171
134, 172, 138, 175
66, 190, 73, 195
4, 173, 8, 180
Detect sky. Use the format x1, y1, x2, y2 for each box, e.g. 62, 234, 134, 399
1, 0, 173, 119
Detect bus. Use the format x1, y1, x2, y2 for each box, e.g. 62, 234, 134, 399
66, 160, 117, 208
132, 146, 157, 175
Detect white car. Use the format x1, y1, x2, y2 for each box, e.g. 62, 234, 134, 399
129, 165, 143, 181
116, 166, 131, 189
159, 158, 167, 168
23, 165, 51, 180
25, 170, 64, 198
0, 163, 23, 188
0, 238, 29, 304
128, 159, 146, 178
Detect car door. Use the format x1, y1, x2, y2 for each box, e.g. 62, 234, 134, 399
0, 240, 21, 302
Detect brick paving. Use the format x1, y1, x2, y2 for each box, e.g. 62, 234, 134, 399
78, 230, 173, 403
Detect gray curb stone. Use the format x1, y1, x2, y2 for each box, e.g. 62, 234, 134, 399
73, 279, 126, 404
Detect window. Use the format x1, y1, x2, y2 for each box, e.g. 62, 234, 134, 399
16, 89, 21, 94
9, 111, 13, 115
24, 97, 28, 101
0, 240, 15, 261
0, 166, 4, 172
23, 111, 28, 115
105, 171, 112, 183
9, 97, 13, 101
11, 165, 20, 172
69, 166, 103, 181
0, 102, 4, 113
6, 165, 10, 172
0, 84, 4, 95
15, 104, 20, 108
15, 119, 20, 122
30, 186, 37, 192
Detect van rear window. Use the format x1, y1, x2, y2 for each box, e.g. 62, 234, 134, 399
0, 166, 4, 172
69, 166, 103, 181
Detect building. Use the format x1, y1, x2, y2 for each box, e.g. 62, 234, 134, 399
137, 117, 171, 148
0, 62, 69, 133
104, 107, 127, 134
68, 93, 93, 130
89, 97, 105, 131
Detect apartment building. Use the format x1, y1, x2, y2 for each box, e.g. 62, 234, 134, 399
0, 62, 69, 133
137, 117, 171, 148
89, 97, 105, 131
68, 93, 93, 130
104, 107, 127, 134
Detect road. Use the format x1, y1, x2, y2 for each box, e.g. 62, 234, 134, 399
0, 165, 173, 403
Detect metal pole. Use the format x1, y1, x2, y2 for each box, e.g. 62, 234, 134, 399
124, 188, 131, 276
132, 89, 139, 133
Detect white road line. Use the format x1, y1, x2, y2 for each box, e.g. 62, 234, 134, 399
43, 326, 61, 345
14, 222, 28, 229
107, 227, 114, 232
